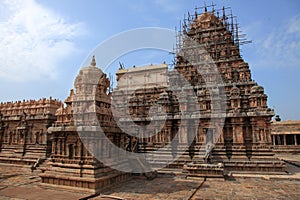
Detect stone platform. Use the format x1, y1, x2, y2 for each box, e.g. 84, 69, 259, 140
183, 163, 224, 178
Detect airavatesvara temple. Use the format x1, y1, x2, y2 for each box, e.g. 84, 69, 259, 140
0, 4, 299, 194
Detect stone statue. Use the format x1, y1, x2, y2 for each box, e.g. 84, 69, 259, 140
20, 110, 28, 126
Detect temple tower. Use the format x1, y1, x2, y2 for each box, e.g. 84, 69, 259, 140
172, 5, 285, 173
40, 56, 129, 192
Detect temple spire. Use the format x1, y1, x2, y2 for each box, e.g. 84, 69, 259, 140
91, 55, 96, 67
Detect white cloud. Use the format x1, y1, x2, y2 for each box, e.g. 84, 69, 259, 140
153, 0, 181, 13
257, 14, 300, 69
287, 14, 300, 36
0, 0, 86, 81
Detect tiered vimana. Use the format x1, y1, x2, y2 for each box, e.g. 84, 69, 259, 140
170, 5, 285, 175
39, 57, 129, 192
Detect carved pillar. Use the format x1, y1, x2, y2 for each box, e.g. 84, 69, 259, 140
27, 131, 31, 144
52, 138, 56, 154
251, 128, 256, 144
13, 131, 17, 144
83, 142, 88, 158
217, 123, 224, 144
57, 138, 61, 155
21, 127, 28, 156
254, 129, 259, 144
16, 131, 19, 144
62, 139, 65, 156
179, 121, 188, 145
39, 132, 43, 144
266, 129, 272, 144
283, 135, 286, 146
8, 132, 11, 144
232, 125, 237, 144
294, 135, 297, 146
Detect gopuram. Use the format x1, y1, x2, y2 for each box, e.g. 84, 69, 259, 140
0, 3, 287, 192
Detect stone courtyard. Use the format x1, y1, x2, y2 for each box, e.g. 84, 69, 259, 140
1, 153, 300, 200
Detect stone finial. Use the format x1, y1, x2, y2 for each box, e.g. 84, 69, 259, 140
91, 55, 96, 67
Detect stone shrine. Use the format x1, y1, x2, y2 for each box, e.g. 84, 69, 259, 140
0, 98, 61, 165
39, 56, 129, 192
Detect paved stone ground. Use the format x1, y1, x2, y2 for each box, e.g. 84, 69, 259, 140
1, 174, 300, 200
95, 176, 200, 200
0, 164, 88, 200
190, 178, 300, 200
93, 176, 300, 200
1, 154, 300, 200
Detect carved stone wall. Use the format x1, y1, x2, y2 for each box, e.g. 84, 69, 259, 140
0, 98, 61, 164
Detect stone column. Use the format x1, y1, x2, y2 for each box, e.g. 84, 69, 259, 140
182, 123, 188, 144
52, 139, 56, 154
15, 132, 19, 144
62, 139, 65, 156
54, 140, 58, 155
283, 135, 286, 146
232, 126, 237, 144
39, 132, 43, 144
294, 135, 297, 146
267, 130, 272, 144
57, 139, 61, 155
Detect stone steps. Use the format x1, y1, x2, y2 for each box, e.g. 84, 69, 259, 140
138, 144, 286, 175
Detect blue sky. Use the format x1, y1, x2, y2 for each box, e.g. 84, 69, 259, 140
0, 0, 299, 120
